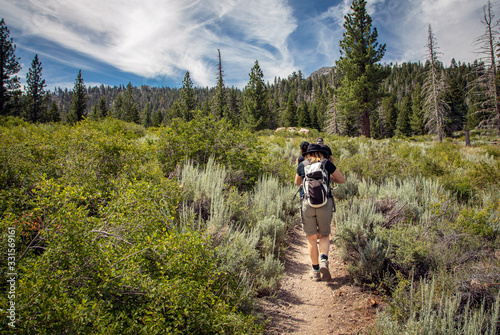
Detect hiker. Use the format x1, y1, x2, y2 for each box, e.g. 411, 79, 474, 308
296, 141, 310, 198
316, 137, 333, 162
297, 141, 309, 165
295, 143, 345, 281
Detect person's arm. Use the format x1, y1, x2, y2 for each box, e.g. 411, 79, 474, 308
295, 174, 303, 186
330, 169, 345, 184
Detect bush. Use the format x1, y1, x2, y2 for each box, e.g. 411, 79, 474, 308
156, 114, 263, 189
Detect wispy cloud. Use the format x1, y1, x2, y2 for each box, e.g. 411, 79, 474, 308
2, 0, 498, 90
3, 0, 297, 87
376, 0, 499, 65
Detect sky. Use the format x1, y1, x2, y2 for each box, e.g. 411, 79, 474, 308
1, 0, 498, 91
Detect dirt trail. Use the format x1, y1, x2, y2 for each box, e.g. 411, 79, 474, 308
258, 224, 381, 334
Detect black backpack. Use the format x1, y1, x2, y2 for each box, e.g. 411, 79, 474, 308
302, 158, 331, 208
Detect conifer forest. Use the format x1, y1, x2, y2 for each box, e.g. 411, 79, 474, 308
1, 0, 500, 333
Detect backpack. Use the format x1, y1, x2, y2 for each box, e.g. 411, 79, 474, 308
302, 158, 331, 208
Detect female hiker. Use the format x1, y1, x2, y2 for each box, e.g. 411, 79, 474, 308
295, 143, 345, 281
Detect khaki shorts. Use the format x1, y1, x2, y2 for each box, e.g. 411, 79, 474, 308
301, 198, 334, 236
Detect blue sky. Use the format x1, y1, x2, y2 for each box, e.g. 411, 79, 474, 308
1, 0, 497, 91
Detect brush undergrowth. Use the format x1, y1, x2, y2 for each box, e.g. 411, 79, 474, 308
1, 116, 499, 334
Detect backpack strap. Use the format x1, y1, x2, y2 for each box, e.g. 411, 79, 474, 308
320, 158, 333, 198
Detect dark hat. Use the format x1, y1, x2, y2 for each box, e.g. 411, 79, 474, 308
316, 138, 324, 144
299, 141, 309, 152
303, 143, 327, 155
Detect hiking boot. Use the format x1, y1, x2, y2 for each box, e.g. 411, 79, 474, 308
320, 259, 331, 281
310, 270, 321, 281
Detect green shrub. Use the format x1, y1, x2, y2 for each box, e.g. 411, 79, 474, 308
3, 175, 260, 333
455, 206, 497, 239
372, 277, 500, 335
156, 114, 263, 189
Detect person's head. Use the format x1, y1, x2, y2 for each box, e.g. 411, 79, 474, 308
299, 141, 310, 154
304, 143, 326, 162
316, 138, 324, 145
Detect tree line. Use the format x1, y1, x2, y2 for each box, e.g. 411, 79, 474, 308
1, 0, 499, 139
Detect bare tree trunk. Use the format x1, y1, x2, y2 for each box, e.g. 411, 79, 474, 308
473, 1, 500, 135
465, 130, 471, 146
428, 25, 443, 142
362, 108, 370, 138
483, 1, 500, 135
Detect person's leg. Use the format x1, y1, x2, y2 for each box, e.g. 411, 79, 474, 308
316, 198, 334, 281
318, 234, 329, 256
318, 234, 331, 280
307, 233, 321, 281
307, 234, 320, 265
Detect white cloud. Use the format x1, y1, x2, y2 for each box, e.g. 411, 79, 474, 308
2, 0, 297, 87
380, 0, 500, 65
3, 0, 497, 89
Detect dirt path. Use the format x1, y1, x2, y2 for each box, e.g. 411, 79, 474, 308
257, 224, 382, 334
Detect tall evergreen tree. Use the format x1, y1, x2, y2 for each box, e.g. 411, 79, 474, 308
411, 84, 426, 135
380, 96, 397, 138
152, 109, 163, 127
228, 87, 240, 125
25, 54, 46, 122
123, 82, 139, 123
310, 103, 319, 130
282, 96, 297, 127
0, 19, 21, 115
111, 83, 138, 123
444, 63, 467, 135
46, 100, 60, 123
140, 102, 152, 128
66, 70, 87, 124
395, 95, 412, 136
297, 99, 310, 127
335, 0, 386, 137
89, 96, 107, 120
242, 60, 268, 131
181, 71, 196, 121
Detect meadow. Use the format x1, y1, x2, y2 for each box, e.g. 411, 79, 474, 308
1, 115, 499, 334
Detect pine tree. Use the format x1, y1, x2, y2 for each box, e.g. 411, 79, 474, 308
140, 102, 152, 128
228, 87, 240, 125
310, 103, 319, 130
89, 96, 107, 120
297, 99, 310, 127
123, 82, 139, 123
444, 63, 467, 135
0, 19, 21, 115
45, 100, 60, 123
111, 83, 138, 123
380, 96, 397, 138
111, 93, 125, 120
25, 54, 46, 122
282, 95, 297, 127
152, 109, 163, 127
242, 60, 268, 131
66, 70, 87, 124
181, 71, 196, 121
395, 95, 412, 136
335, 0, 386, 138
411, 84, 426, 135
